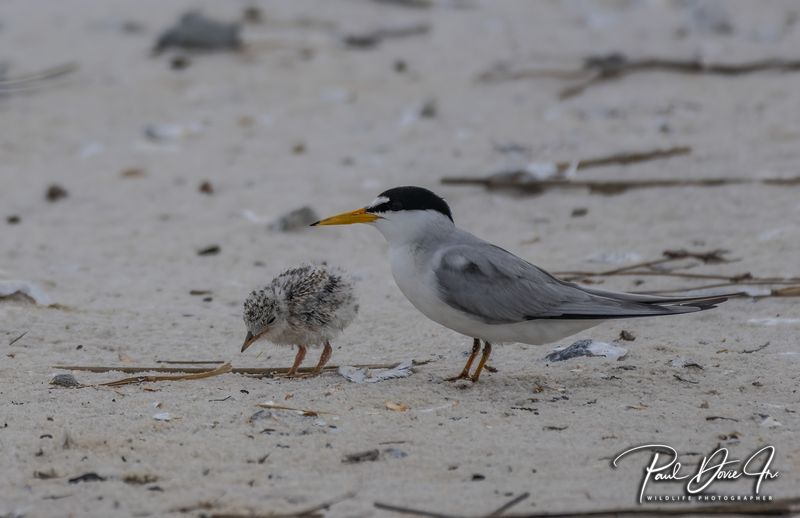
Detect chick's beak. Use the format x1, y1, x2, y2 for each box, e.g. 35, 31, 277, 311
311, 207, 379, 226
241, 331, 258, 352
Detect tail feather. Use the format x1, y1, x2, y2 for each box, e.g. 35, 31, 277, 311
581, 286, 741, 310
660, 295, 732, 311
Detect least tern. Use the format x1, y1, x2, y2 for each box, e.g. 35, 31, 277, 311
312, 186, 730, 382
241, 264, 358, 377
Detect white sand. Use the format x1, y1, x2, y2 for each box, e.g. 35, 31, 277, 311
1, 1, 799, 516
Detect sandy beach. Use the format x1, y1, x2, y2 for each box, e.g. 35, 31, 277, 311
1, 1, 799, 516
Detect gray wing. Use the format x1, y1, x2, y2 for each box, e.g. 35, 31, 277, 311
434, 243, 725, 324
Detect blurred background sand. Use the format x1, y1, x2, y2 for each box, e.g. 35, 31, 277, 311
1, 1, 799, 516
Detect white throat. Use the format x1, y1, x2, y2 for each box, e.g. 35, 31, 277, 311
371, 210, 455, 246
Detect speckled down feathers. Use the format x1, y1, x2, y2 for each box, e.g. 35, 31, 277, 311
243, 264, 358, 347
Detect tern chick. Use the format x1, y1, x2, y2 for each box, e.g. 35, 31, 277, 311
312, 186, 733, 382
242, 264, 357, 377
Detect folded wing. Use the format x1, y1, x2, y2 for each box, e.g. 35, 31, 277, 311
434, 243, 728, 324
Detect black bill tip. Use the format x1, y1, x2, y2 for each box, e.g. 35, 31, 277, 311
241, 331, 255, 352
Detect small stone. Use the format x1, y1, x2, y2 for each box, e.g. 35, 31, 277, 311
382, 447, 408, 459
342, 449, 380, 463
121, 168, 146, 178
154, 11, 242, 54
170, 56, 191, 70
420, 98, 437, 118
243, 6, 264, 24
46, 184, 68, 202
571, 207, 588, 217
198, 181, 214, 194
197, 245, 220, 256
546, 339, 627, 362
618, 330, 636, 341
50, 374, 81, 388
6, 215, 20, 224
268, 206, 319, 232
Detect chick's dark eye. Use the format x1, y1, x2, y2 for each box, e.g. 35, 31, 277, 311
266, 316, 276, 325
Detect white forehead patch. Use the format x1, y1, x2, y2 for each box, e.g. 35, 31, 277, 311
367, 196, 389, 209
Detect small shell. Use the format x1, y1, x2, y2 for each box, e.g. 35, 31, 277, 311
50, 374, 81, 388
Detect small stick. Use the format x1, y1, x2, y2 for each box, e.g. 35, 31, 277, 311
444, 146, 691, 182
559, 56, 800, 99
636, 282, 800, 296
8, 331, 28, 346
441, 176, 800, 194
573, 146, 691, 168
0, 62, 78, 90
543, 147, 690, 174
740, 342, 770, 354
558, 270, 799, 283
374, 501, 456, 518
212, 492, 354, 518
486, 493, 530, 517
477, 54, 800, 99
99, 363, 233, 387
377, 496, 800, 517
257, 402, 332, 416
156, 360, 226, 364
374, 493, 530, 518
587, 249, 732, 277
53, 362, 414, 375
558, 270, 747, 281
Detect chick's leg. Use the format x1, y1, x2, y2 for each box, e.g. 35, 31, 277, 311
286, 344, 307, 377
445, 338, 481, 382
311, 341, 333, 376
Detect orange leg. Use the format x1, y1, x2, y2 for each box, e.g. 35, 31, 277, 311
446, 338, 481, 382
311, 341, 333, 376
285, 344, 307, 377
470, 341, 492, 383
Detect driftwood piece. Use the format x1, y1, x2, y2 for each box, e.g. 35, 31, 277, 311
375, 496, 800, 517
376, 492, 530, 518
53, 361, 420, 377
477, 52, 800, 99
99, 362, 232, 387
211, 492, 354, 518
0, 63, 77, 92
441, 175, 800, 195
551, 249, 800, 299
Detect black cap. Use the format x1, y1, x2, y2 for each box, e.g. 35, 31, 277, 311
366, 186, 453, 222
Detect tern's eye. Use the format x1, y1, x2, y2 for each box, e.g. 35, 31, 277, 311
390, 200, 403, 211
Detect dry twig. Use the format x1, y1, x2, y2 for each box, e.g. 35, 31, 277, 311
0, 63, 78, 92
212, 492, 355, 518
156, 360, 226, 364
257, 402, 331, 417
443, 146, 690, 188
8, 331, 28, 346
477, 52, 800, 99
551, 250, 800, 299
376, 492, 530, 518
441, 175, 800, 195
53, 361, 421, 377
99, 362, 232, 387
376, 496, 800, 517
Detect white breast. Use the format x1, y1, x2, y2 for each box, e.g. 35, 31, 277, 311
388, 243, 497, 338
